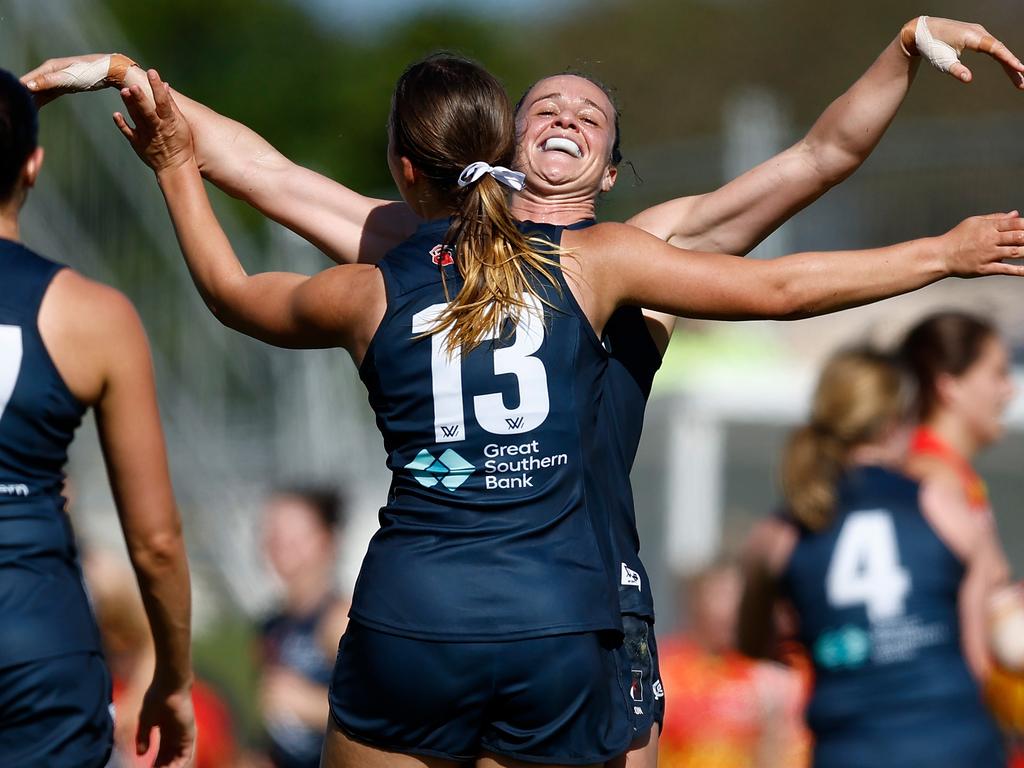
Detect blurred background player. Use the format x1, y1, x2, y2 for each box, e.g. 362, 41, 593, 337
257, 486, 348, 768
0, 68, 193, 767
740, 348, 1006, 767
658, 561, 807, 768
84, 548, 238, 768
898, 312, 1024, 765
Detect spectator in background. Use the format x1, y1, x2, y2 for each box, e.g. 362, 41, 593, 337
83, 548, 239, 768
258, 486, 348, 768
658, 561, 807, 768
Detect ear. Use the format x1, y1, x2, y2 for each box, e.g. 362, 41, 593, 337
22, 147, 44, 190
934, 372, 960, 408
399, 155, 417, 187
600, 163, 618, 194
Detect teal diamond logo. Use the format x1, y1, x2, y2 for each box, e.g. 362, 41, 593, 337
405, 448, 475, 491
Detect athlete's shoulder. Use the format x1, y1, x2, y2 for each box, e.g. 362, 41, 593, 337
42, 269, 143, 338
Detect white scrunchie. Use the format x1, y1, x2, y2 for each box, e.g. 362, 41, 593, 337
916, 16, 961, 74
457, 161, 526, 191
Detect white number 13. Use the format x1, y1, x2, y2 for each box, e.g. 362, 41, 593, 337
412, 295, 550, 443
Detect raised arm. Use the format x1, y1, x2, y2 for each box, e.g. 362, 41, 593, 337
629, 16, 1024, 255
22, 54, 419, 264
114, 70, 383, 355
567, 214, 1024, 334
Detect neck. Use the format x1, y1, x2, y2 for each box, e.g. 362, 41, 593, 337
923, 413, 979, 460
0, 210, 19, 242
283, 566, 333, 616
511, 186, 596, 226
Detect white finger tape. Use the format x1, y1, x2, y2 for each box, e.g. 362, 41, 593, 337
915, 16, 961, 74
57, 56, 113, 91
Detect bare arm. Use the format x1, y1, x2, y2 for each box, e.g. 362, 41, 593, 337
22, 54, 419, 264
919, 475, 1010, 680
115, 71, 383, 355
629, 17, 1024, 256
568, 215, 1024, 334
739, 518, 797, 659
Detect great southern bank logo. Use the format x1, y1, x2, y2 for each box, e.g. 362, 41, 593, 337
405, 448, 475, 491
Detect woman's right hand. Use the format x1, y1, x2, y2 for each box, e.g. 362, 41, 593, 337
136, 677, 196, 768
114, 69, 195, 175
940, 212, 1024, 278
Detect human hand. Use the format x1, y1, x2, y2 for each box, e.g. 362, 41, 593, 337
900, 16, 1024, 89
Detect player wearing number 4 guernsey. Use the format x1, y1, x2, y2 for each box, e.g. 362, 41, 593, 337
739, 349, 1006, 767
0, 70, 194, 767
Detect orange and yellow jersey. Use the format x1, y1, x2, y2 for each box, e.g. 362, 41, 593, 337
658, 636, 809, 768
909, 426, 990, 514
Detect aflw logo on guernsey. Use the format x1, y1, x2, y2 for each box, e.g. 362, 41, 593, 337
430, 244, 455, 267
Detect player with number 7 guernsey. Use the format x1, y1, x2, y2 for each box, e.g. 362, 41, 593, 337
116, 52, 1024, 766
739, 349, 1005, 768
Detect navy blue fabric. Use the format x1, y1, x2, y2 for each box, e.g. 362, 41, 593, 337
353, 217, 620, 641
0, 240, 98, 666
523, 219, 661, 621
0, 651, 113, 768
782, 465, 1003, 767
329, 621, 632, 764
260, 598, 337, 768
616, 614, 665, 737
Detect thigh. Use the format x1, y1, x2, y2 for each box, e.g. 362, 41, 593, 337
0, 651, 113, 768
482, 632, 632, 766
604, 723, 659, 768
328, 622, 489, 763
322, 718, 466, 768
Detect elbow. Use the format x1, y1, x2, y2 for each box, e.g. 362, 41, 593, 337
767, 280, 814, 320
800, 138, 859, 190
129, 526, 187, 578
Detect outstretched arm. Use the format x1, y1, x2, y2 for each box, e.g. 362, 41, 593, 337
22, 55, 419, 264
629, 16, 1024, 256
114, 70, 383, 354
568, 213, 1024, 333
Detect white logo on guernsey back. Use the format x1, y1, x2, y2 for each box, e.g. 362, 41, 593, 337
483, 440, 568, 490
653, 679, 665, 699
621, 563, 642, 591
0, 483, 29, 497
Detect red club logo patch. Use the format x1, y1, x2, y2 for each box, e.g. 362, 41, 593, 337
430, 244, 455, 267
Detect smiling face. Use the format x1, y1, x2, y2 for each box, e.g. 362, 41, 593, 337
515, 75, 619, 199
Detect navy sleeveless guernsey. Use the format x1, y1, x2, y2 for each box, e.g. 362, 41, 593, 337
0, 239, 99, 666
782, 465, 1003, 767
353, 218, 620, 641
528, 219, 661, 621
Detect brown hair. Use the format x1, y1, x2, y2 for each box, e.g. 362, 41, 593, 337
390, 54, 560, 352
898, 312, 997, 421
782, 349, 914, 531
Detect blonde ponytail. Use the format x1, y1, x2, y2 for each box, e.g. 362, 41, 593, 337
430, 175, 561, 353
781, 349, 914, 531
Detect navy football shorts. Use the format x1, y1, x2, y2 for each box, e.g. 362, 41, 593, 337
616, 614, 664, 738
0, 651, 113, 767
328, 621, 633, 764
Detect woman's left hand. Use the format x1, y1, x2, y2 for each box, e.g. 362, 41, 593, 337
900, 16, 1024, 88
114, 69, 195, 175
